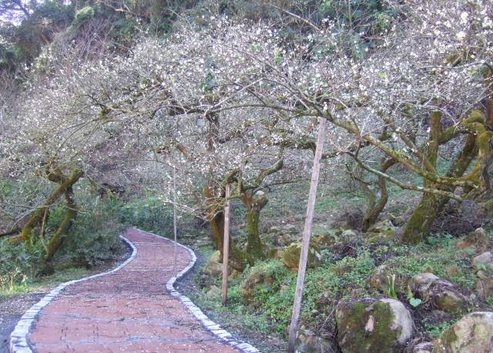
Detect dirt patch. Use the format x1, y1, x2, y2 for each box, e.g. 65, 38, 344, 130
0, 291, 48, 353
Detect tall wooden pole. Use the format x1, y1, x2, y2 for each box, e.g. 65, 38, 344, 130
287, 118, 326, 352
173, 165, 178, 244
172, 165, 178, 270
222, 184, 231, 306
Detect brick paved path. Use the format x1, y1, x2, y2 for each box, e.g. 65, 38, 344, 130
26, 228, 243, 353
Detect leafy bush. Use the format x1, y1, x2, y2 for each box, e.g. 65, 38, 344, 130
241, 260, 295, 333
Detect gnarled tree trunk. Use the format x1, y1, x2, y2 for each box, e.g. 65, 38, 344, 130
44, 185, 78, 263
402, 114, 478, 244
21, 168, 83, 243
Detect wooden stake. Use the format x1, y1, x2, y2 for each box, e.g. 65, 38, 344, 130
222, 184, 231, 306
287, 118, 326, 352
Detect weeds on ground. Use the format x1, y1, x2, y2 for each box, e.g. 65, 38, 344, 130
193, 229, 482, 341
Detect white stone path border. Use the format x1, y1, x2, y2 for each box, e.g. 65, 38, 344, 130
9, 229, 260, 353
9, 234, 138, 353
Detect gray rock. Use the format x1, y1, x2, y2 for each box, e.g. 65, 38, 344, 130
282, 242, 321, 270
202, 250, 223, 277
476, 276, 493, 299
472, 252, 493, 275
409, 273, 468, 315
432, 312, 493, 353
296, 329, 339, 353
368, 265, 403, 295
366, 220, 397, 242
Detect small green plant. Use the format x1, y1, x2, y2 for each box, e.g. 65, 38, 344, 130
387, 273, 397, 299
485, 296, 493, 309
0, 239, 43, 286
406, 287, 422, 308
0, 267, 28, 292
423, 319, 454, 338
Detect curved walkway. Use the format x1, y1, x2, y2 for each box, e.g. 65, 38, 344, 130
10, 228, 259, 353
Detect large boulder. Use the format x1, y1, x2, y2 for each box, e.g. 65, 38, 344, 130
202, 250, 223, 277
282, 242, 321, 270
409, 273, 468, 315
472, 251, 493, 276
336, 297, 414, 353
432, 312, 493, 353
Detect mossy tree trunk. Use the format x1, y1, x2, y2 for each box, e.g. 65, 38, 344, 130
19, 166, 83, 271
402, 112, 480, 244
204, 183, 250, 271
44, 185, 78, 263
240, 190, 268, 259
400, 69, 493, 243
21, 168, 84, 243
361, 158, 396, 232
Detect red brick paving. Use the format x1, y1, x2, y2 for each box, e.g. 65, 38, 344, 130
28, 228, 240, 353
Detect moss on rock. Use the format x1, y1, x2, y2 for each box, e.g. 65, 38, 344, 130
282, 242, 321, 271
336, 297, 414, 353
432, 312, 493, 353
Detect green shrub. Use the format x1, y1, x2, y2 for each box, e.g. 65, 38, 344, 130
240, 260, 295, 333
56, 196, 125, 267
119, 196, 173, 235
0, 240, 43, 290
72, 6, 95, 28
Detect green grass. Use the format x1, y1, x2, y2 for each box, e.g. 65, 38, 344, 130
385, 233, 476, 290
191, 226, 483, 342
0, 267, 91, 301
